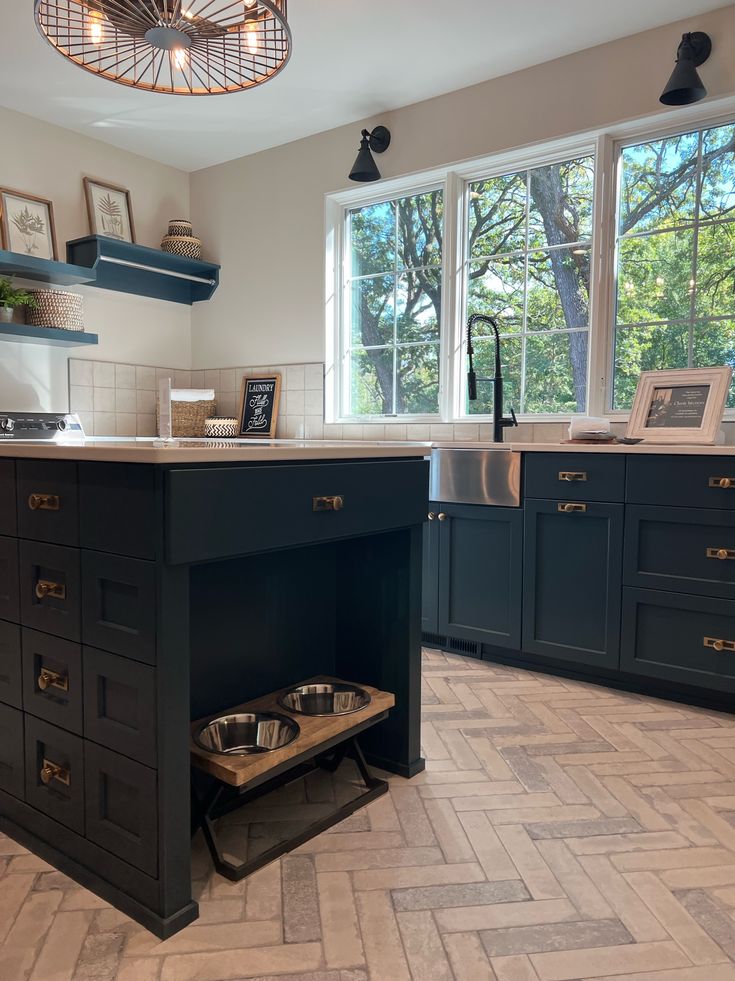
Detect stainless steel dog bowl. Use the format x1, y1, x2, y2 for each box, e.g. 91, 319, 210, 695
278, 683, 371, 717
194, 712, 300, 756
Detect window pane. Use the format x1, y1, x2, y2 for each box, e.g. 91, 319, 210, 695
467, 257, 524, 334
619, 133, 698, 235
528, 156, 594, 250
397, 344, 440, 414
696, 223, 735, 319
349, 201, 395, 277
466, 336, 522, 415
613, 324, 689, 409
468, 172, 526, 258
700, 123, 735, 220
616, 230, 694, 325
397, 191, 443, 268
693, 321, 735, 407
350, 275, 394, 346
524, 331, 587, 414
349, 348, 394, 415
397, 269, 441, 343
527, 248, 589, 331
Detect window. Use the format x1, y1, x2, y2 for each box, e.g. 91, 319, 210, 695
342, 190, 443, 417
614, 121, 735, 409
464, 155, 595, 416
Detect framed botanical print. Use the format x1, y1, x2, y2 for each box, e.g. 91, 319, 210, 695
626, 367, 733, 444
0, 189, 57, 260
83, 177, 136, 243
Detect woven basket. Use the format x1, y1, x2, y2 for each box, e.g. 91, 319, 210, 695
156, 397, 216, 438
160, 234, 203, 260
26, 290, 84, 332
168, 219, 193, 237
204, 417, 238, 438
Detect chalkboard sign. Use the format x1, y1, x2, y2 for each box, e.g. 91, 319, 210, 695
237, 374, 281, 438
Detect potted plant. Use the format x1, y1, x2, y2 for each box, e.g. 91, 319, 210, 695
0, 278, 38, 323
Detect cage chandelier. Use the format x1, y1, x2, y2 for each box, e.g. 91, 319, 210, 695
34, 1, 291, 96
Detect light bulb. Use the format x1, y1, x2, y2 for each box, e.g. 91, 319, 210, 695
244, 21, 259, 55
88, 10, 103, 45
173, 48, 188, 70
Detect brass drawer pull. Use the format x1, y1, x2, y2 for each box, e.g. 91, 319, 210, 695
38, 668, 69, 693
709, 477, 735, 489
313, 495, 344, 512
28, 493, 60, 511
559, 471, 587, 482
706, 547, 735, 561
40, 759, 70, 788
704, 636, 735, 654
428, 512, 436, 521
35, 580, 66, 601
437, 512, 447, 521
558, 502, 587, 513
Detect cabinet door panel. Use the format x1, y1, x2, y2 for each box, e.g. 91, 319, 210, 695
25, 716, 84, 833
0, 702, 24, 800
0, 536, 19, 625
81, 552, 156, 664
438, 504, 522, 650
19, 541, 80, 642
17, 461, 79, 546
0, 461, 17, 538
0, 620, 21, 709
523, 500, 623, 668
21, 629, 83, 735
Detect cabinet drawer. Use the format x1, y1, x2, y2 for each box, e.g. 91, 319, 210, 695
524, 453, 626, 503
165, 459, 429, 564
627, 456, 735, 509
19, 541, 81, 642
17, 461, 79, 546
83, 647, 156, 765
21, 629, 82, 734
624, 506, 735, 599
0, 536, 19, 624
0, 460, 17, 537
84, 742, 158, 876
25, 716, 84, 833
0, 620, 21, 709
621, 587, 735, 692
79, 463, 156, 560
81, 552, 156, 663
0, 702, 24, 800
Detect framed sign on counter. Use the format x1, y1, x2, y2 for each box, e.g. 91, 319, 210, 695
237, 374, 281, 438
626, 367, 732, 444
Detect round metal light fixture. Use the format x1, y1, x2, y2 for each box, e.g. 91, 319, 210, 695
660, 31, 712, 106
34, 1, 292, 96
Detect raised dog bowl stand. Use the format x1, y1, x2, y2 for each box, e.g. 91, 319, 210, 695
190, 676, 394, 881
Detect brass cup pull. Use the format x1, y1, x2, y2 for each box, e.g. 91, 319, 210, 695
428, 512, 436, 521
437, 512, 447, 521
40, 759, 70, 788
710, 477, 735, 489
706, 547, 735, 562
313, 495, 344, 512
558, 502, 587, 513
38, 668, 69, 693
35, 580, 66, 601
704, 636, 735, 654
559, 472, 587, 482
28, 493, 60, 511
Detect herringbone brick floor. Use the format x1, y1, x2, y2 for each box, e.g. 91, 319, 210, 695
3, 649, 735, 979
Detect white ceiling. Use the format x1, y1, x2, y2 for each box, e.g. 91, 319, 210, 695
1, 0, 729, 171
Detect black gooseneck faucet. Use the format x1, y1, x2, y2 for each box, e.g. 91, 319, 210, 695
467, 314, 519, 443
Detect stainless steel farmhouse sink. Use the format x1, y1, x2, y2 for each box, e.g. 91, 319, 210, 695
429, 445, 521, 507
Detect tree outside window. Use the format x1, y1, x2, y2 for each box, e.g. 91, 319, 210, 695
614, 122, 735, 409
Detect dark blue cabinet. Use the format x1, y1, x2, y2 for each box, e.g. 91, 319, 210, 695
436, 504, 522, 651
422, 513, 440, 636
523, 499, 623, 669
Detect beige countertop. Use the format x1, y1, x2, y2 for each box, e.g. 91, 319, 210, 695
0, 438, 431, 464
431, 440, 735, 455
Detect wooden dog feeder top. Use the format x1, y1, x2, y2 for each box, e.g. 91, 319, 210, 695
190, 677, 395, 788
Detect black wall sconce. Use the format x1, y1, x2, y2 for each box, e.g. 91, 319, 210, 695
349, 126, 391, 183
660, 32, 712, 106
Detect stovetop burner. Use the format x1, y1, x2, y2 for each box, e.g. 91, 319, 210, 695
0, 412, 85, 441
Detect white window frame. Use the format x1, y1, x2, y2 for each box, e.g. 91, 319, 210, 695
325, 94, 735, 426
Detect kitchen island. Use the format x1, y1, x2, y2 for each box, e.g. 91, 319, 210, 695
0, 439, 429, 937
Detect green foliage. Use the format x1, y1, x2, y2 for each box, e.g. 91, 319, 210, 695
0, 278, 37, 309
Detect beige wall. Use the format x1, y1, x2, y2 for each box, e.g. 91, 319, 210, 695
0, 106, 190, 410
190, 3, 735, 370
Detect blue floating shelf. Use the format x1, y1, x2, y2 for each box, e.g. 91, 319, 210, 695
67, 236, 220, 305
0, 323, 99, 347
0, 249, 96, 287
